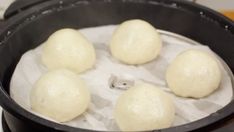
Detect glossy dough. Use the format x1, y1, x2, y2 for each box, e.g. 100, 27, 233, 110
42, 28, 96, 73
30, 69, 90, 122
110, 19, 162, 64
114, 82, 175, 131
166, 49, 222, 98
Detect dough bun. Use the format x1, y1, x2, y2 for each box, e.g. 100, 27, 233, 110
114, 82, 175, 131
166, 49, 221, 98
30, 69, 90, 122
110, 19, 162, 65
42, 28, 96, 73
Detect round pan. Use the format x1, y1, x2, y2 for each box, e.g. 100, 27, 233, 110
0, 0, 233, 131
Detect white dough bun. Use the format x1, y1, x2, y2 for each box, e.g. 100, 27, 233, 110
42, 28, 96, 73
114, 82, 175, 131
110, 19, 162, 65
30, 69, 90, 122
166, 49, 222, 98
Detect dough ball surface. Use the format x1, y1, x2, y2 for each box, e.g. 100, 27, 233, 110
166, 49, 221, 98
42, 28, 96, 73
110, 19, 162, 65
30, 69, 90, 122
114, 82, 175, 131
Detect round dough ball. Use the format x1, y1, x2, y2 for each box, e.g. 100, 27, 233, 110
42, 28, 96, 73
30, 69, 90, 122
114, 82, 175, 131
110, 19, 162, 65
166, 49, 221, 98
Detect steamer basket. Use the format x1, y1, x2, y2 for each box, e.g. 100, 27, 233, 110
0, 0, 233, 131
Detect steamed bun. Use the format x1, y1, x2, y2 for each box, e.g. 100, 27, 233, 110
42, 28, 96, 73
30, 69, 90, 122
110, 19, 162, 65
114, 82, 175, 131
166, 49, 221, 98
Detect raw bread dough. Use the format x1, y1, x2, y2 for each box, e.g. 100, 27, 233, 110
30, 69, 90, 122
110, 19, 162, 65
114, 82, 175, 131
166, 49, 221, 98
42, 28, 96, 73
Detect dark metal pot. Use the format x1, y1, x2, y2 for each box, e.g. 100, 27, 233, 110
0, 0, 233, 131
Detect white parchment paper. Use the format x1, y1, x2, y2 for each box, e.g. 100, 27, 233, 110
10, 25, 233, 131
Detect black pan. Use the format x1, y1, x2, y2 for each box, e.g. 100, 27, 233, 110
0, 0, 233, 132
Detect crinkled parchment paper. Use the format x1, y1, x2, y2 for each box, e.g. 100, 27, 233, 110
10, 25, 233, 131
